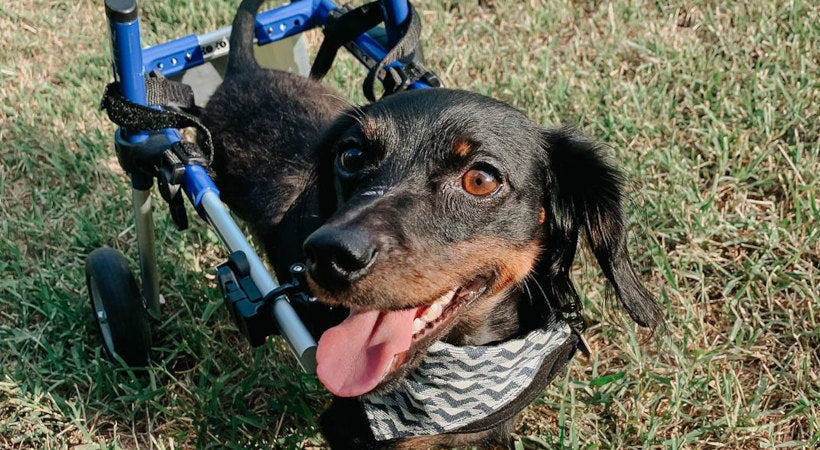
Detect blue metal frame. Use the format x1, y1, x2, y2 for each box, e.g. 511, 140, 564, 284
142, 0, 424, 79
103, 0, 432, 373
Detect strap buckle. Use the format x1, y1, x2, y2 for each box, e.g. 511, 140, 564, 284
380, 61, 443, 96
561, 309, 591, 357
310, 1, 443, 101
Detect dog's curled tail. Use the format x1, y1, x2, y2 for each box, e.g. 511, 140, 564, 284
227, 0, 266, 75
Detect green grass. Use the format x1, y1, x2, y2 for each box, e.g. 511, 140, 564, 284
1, 0, 818, 448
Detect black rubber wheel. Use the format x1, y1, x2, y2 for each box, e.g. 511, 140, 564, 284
86, 247, 152, 367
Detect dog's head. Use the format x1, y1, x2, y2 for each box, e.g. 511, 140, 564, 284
305, 89, 662, 397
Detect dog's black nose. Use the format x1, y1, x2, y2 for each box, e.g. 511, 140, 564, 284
303, 227, 377, 290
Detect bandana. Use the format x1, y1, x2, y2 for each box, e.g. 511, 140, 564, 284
362, 319, 574, 441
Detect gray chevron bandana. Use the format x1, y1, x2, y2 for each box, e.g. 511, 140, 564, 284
362, 319, 573, 441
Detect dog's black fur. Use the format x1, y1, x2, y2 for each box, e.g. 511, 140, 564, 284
203, 0, 662, 447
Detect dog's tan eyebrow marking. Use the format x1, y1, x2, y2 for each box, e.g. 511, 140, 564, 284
453, 138, 476, 157
361, 117, 379, 136
539, 207, 546, 224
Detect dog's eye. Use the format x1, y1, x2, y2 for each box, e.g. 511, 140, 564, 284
462, 168, 501, 196
339, 148, 365, 174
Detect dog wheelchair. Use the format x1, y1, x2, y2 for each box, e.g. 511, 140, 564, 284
90, 0, 442, 373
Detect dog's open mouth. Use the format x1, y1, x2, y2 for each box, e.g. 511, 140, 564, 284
315, 275, 491, 397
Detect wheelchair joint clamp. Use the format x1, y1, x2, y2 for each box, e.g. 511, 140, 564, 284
217, 252, 313, 347
113, 130, 174, 179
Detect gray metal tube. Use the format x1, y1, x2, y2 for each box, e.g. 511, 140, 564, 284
199, 191, 317, 374
133, 188, 160, 315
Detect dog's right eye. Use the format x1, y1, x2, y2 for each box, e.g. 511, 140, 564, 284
338, 148, 365, 174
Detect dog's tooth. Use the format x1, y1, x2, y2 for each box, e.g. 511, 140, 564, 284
382, 355, 397, 377
412, 318, 425, 334
435, 290, 455, 306
421, 303, 443, 322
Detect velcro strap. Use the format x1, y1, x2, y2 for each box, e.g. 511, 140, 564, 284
144, 75, 200, 115
100, 82, 213, 164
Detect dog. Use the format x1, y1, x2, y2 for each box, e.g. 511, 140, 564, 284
202, 0, 663, 447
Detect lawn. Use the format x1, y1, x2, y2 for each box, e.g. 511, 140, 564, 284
0, 0, 818, 448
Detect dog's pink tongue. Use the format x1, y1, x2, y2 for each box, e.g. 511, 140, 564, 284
316, 308, 417, 397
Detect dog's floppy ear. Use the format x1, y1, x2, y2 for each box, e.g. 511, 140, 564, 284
539, 126, 662, 329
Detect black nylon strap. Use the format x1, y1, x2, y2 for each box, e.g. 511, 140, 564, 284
361, 3, 423, 101
309, 2, 383, 81
144, 76, 200, 115
100, 82, 213, 164
311, 2, 438, 102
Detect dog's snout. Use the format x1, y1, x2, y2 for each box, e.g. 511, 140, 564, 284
304, 227, 378, 290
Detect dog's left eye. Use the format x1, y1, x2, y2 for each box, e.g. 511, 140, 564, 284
462, 167, 501, 197
339, 148, 365, 174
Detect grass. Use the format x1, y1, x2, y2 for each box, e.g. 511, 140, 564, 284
1, 0, 818, 448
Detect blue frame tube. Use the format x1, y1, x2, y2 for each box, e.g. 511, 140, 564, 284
106, 7, 182, 187
108, 18, 148, 144
106, 4, 161, 311
142, 0, 317, 78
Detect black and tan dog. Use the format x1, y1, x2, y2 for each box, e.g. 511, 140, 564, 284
203, 0, 662, 447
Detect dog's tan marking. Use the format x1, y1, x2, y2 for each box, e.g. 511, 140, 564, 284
539, 207, 546, 224
453, 138, 475, 157
490, 241, 541, 294
361, 117, 379, 136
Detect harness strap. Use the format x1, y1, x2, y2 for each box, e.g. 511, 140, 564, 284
360, 2, 424, 101
311, 1, 441, 101
144, 75, 201, 116
100, 81, 213, 164
309, 2, 383, 81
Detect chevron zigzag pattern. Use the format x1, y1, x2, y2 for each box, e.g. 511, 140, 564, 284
363, 319, 572, 441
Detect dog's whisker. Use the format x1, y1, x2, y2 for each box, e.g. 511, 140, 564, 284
521, 276, 534, 302
340, 109, 368, 129
526, 274, 550, 306
319, 93, 368, 127
320, 92, 359, 110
